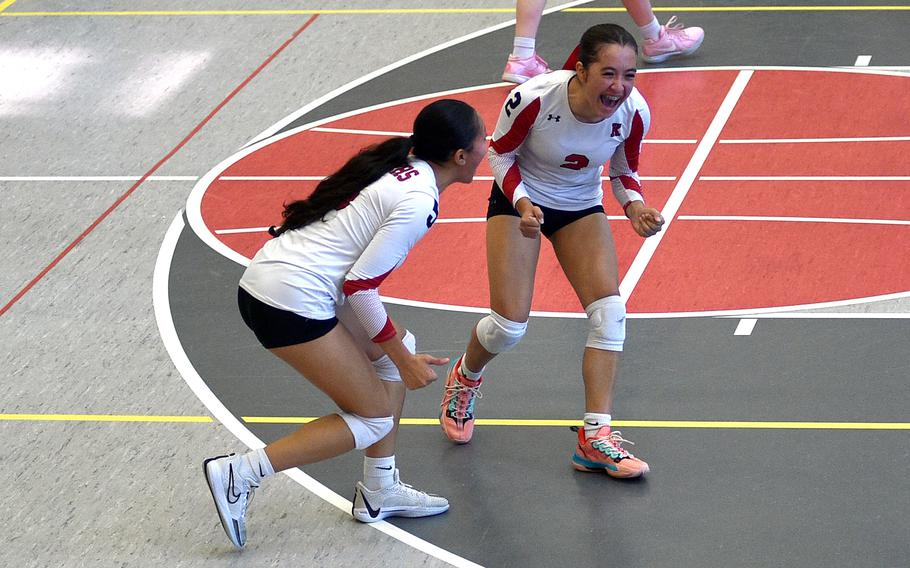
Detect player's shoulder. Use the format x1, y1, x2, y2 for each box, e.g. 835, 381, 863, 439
616, 87, 650, 124
375, 159, 438, 204
519, 69, 572, 95
505, 70, 572, 107
627, 87, 649, 113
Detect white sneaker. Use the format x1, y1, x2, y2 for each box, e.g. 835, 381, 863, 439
352, 469, 449, 523
203, 454, 257, 548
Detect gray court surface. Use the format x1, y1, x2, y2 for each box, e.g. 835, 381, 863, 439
2, 0, 909, 566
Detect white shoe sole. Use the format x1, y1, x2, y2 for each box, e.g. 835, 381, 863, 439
501, 72, 531, 84
352, 504, 450, 523
204, 456, 245, 549
641, 36, 705, 63
352, 487, 449, 523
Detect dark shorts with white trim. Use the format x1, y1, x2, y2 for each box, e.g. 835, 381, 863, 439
238, 287, 338, 349
486, 182, 605, 240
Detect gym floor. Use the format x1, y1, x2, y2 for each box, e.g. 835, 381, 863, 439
2, 1, 908, 566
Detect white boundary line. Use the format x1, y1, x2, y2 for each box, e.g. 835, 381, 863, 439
619, 70, 754, 300
700, 176, 910, 181
677, 215, 910, 225
733, 318, 757, 335
156, 14, 910, 567
242, 0, 595, 147
153, 212, 483, 568
217, 175, 676, 181
0, 176, 198, 181
719, 136, 910, 144
308, 126, 696, 144
186, 66, 910, 317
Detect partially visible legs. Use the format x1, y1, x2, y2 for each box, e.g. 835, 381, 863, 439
205, 322, 392, 548
504, 0, 704, 81
330, 304, 449, 523
502, 0, 551, 83
550, 213, 649, 478
621, 0, 705, 64
550, 213, 621, 416
440, 214, 540, 443
206, 304, 447, 549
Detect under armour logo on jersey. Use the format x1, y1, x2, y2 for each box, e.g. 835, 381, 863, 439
547, 114, 561, 122
611, 123, 622, 137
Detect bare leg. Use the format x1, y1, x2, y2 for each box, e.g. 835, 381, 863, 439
333, 301, 406, 458
515, 0, 547, 40
550, 213, 621, 414
620, 0, 656, 28
463, 214, 540, 373
263, 323, 391, 472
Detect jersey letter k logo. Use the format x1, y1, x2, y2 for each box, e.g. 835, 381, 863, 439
611, 123, 622, 137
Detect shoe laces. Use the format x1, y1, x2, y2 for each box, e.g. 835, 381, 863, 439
663, 16, 688, 36
392, 479, 441, 502
590, 429, 634, 459
444, 378, 483, 419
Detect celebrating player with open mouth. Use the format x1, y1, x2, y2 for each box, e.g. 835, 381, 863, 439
440, 24, 665, 478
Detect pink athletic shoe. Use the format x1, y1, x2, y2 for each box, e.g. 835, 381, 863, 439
439, 356, 483, 443
501, 53, 551, 84
641, 16, 705, 63
571, 425, 650, 478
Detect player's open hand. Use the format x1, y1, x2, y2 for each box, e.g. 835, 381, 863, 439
400, 353, 450, 390
626, 202, 665, 238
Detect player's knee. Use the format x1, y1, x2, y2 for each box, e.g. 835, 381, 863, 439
475, 310, 527, 354
585, 295, 625, 352
371, 354, 400, 382
339, 413, 394, 449
370, 330, 416, 382
401, 330, 416, 354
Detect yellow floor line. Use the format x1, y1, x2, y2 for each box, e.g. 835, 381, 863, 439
2, 414, 908, 429
0, 413, 213, 423
242, 417, 910, 429
2, 6, 909, 17
569, 5, 910, 11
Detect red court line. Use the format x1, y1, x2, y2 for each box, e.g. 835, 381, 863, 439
0, 14, 319, 317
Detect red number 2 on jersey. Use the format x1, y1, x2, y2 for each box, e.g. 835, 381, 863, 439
560, 154, 590, 170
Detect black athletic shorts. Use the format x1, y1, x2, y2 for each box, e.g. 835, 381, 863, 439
486, 182, 605, 239
237, 287, 338, 349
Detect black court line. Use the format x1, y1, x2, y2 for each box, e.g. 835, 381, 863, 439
168, 4, 910, 567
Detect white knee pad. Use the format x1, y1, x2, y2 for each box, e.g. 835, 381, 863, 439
475, 310, 527, 354
585, 295, 626, 352
371, 330, 416, 382
339, 413, 394, 450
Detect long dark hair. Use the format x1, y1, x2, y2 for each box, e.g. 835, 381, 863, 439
270, 99, 481, 236
577, 23, 638, 68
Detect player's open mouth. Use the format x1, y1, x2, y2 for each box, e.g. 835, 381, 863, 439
600, 94, 622, 111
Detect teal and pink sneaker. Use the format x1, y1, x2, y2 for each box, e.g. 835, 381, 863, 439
439, 355, 483, 444
571, 425, 650, 478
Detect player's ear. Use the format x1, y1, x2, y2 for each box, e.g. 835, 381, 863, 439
575, 60, 586, 79
454, 149, 467, 166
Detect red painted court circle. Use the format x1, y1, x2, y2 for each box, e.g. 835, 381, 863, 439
189, 68, 910, 315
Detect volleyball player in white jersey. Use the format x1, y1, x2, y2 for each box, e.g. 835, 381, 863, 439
439, 24, 664, 478
203, 99, 487, 549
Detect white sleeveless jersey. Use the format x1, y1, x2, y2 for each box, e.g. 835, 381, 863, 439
239, 158, 439, 342
489, 69, 650, 211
